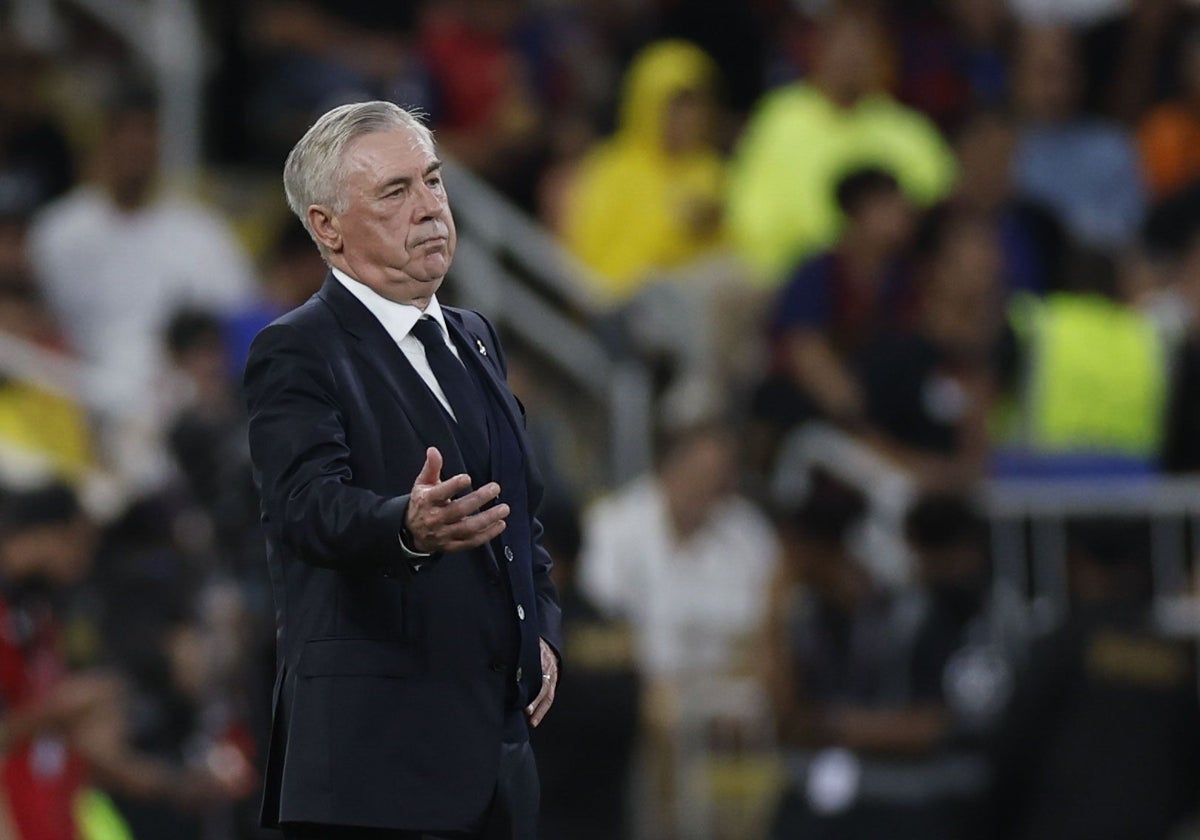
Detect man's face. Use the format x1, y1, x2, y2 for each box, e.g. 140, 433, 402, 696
1014, 27, 1080, 122
321, 128, 457, 306
956, 116, 1016, 211
106, 112, 160, 206
858, 190, 915, 253
1, 519, 95, 586
816, 13, 882, 104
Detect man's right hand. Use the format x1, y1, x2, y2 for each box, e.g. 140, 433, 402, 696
404, 447, 509, 553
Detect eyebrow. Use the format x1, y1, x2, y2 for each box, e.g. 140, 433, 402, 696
379, 161, 443, 194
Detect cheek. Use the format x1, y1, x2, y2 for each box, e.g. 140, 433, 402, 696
354, 213, 408, 251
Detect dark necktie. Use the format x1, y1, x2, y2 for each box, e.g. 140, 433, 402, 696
410, 316, 490, 475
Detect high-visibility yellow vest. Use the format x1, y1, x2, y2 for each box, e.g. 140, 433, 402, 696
1006, 292, 1167, 458
75, 788, 133, 840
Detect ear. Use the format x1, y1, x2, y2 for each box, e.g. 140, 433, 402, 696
308, 205, 342, 253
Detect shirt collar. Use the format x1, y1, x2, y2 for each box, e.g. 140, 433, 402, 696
331, 266, 448, 341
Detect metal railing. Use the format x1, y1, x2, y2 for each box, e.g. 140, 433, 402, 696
773, 422, 1200, 609
444, 160, 654, 486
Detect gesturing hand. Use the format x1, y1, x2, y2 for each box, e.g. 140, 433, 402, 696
405, 447, 509, 553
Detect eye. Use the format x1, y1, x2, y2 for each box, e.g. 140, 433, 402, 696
427, 176, 443, 191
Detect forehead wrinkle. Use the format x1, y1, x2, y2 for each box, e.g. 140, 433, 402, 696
345, 130, 437, 189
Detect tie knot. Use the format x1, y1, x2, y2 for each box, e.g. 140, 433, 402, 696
411, 316, 445, 348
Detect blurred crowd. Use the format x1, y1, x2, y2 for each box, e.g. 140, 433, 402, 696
2, 0, 1200, 838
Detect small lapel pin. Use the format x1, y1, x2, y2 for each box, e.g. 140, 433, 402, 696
476, 339, 488, 356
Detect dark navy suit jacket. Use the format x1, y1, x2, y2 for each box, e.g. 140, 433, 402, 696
244, 275, 562, 830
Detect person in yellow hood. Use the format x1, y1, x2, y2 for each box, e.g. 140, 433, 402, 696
564, 40, 727, 303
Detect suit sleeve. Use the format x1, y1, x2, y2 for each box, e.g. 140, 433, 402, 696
475, 312, 563, 658
244, 323, 411, 574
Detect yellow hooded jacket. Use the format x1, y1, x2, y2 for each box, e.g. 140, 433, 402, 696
565, 41, 727, 303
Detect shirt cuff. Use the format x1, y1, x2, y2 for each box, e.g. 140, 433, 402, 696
398, 528, 433, 571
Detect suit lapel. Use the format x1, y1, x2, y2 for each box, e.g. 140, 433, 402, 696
444, 310, 529, 462
316, 275, 468, 478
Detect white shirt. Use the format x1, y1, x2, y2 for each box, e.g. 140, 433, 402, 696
331, 267, 461, 419
29, 186, 257, 491
30, 186, 257, 412
579, 475, 779, 678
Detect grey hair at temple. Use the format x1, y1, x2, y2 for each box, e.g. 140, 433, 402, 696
283, 101, 436, 251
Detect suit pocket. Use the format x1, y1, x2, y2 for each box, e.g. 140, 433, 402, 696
297, 638, 422, 678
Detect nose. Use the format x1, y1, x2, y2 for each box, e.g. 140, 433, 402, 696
413, 181, 443, 222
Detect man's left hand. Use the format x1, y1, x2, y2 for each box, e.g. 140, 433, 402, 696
526, 638, 558, 728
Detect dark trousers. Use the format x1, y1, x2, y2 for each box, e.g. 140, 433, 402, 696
281, 741, 540, 840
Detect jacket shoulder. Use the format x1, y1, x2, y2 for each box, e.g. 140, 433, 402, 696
271, 294, 336, 331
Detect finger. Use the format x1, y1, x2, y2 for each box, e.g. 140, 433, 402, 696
441, 517, 507, 552
528, 677, 557, 727
414, 447, 443, 487
526, 682, 549, 718
439, 483, 502, 520
442, 504, 509, 541
419, 473, 474, 505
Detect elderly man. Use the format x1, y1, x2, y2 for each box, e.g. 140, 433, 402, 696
244, 101, 562, 839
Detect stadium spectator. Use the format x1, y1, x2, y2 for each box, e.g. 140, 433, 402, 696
858, 213, 1001, 489
28, 82, 256, 487
892, 493, 1023, 839
223, 217, 327, 378
995, 250, 1168, 474
943, 109, 1065, 297
245, 0, 429, 160
420, 0, 548, 207
893, 0, 1013, 131
755, 168, 917, 439
1010, 25, 1146, 249
96, 519, 261, 840
579, 413, 777, 682
158, 307, 272, 789
533, 500, 639, 840
579, 413, 778, 835
990, 518, 1200, 840
163, 309, 259, 570
768, 483, 1021, 840
0, 39, 76, 216
765, 474, 906, 838
0, 481, 118, 840
1138, 28, 1200, 202
0, 482, 253, 840
564, 40, 727, 304
727, 5, 956, 285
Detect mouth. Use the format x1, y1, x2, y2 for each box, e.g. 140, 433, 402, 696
413, 234, 447, 248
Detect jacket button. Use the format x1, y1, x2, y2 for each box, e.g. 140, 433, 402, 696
515, 667, 523, 683
516, 604, 525, 621
504, 546, 514, 562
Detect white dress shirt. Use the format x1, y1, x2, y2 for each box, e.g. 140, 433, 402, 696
331, 267, 462, 419
579, 476, 779, 678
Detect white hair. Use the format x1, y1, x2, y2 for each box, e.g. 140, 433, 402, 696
283, 101, 435, 250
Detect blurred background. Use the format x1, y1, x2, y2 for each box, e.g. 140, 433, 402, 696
2, 0, 1200, 838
